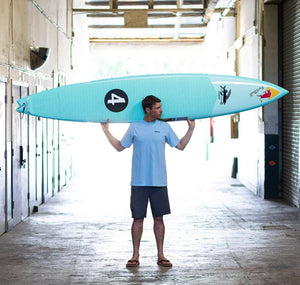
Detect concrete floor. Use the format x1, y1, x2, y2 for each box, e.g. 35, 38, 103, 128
0, 171, 300, 285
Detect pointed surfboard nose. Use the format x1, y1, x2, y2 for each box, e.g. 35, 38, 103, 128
282, 87, 289, 96
273, 85, 289, 101
275, 85, 289, 97
264, 85, 289, 101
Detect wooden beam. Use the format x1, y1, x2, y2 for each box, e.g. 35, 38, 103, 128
89, 37, 205, 43
124, 11, 148, 27
89, 23, 206, 28
85, 0, 205, 6
148, 0, 154, 9
109, 0, 118, 9
73, 8, 206, 13
203, 0, 218, 23
86, 12, 203, 18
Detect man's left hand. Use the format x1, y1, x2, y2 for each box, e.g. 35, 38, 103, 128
187, 117, 195, 129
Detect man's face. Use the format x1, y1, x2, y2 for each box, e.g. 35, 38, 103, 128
148, 102, 163, 119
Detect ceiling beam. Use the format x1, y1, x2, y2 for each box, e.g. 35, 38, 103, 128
73, 8, 208, 14
89, 37, 205, 43
86, 12, 203, 17
203, 0, 218, 23
109, 0, 118, 9
89, 23, 206, 28
85, 0, 204, 6
148, 0, 154, 9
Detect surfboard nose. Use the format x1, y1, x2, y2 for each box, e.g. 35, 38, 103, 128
282, 86, 289, 96
275, 85, 289, 100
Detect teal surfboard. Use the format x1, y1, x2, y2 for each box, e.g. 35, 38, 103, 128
17, 74, 288, 123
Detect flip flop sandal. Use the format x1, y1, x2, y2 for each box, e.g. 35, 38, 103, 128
126, 259, 140, 267
157, 259, 172, 267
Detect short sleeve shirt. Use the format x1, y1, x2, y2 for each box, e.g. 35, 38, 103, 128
121, 120, 180, 186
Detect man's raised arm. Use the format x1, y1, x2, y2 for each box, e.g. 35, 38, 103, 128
176, 117, 195, 151
101, 119, 125, 152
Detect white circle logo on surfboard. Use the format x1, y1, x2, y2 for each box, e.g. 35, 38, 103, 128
104, 89, 129, 112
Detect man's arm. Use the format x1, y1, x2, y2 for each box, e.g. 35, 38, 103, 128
101, 119, 125, 152
176, 117, 195, 151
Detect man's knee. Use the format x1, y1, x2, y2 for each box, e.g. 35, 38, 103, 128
133, 218, 144, 225
153, 216, 164, 224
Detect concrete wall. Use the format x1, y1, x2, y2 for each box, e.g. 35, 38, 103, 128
234, 0, 264, 194
233, 0, 281, 198
0, 0, 73, 235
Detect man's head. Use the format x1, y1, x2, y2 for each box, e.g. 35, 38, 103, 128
142, 95, 162, 120
142, 95, 161, 113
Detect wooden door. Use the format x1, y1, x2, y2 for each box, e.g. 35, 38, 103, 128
53, 120, 59, 193
35, 117, 43, 206
20, 86, 29, 218
44, 119, 54, 201
28, 87, 43, 212
0, 82, 6, 234
10, 84, 29, 227
28, 110, 35, 213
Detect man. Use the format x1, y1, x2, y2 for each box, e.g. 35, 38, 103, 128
101, 95, 195, 268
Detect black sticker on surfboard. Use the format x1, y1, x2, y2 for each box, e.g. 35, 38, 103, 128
218, 85, 231, 104
104, 89, 129, 112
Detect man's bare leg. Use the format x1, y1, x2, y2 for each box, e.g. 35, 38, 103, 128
127, 218, 144, 266
153, 216, 172, 267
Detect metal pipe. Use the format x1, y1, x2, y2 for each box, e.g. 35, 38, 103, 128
30, 0, 71, 41
203, 0, 219, 23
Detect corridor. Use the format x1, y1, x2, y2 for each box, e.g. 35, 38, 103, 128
0, 167, 299, 284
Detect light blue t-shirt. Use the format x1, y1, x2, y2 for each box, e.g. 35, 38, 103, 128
121, 120, 180, 186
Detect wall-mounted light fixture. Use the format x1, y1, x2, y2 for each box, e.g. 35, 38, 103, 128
30, 46, 51, 70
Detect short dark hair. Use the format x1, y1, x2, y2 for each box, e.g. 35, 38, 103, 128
142, 95, 161, 113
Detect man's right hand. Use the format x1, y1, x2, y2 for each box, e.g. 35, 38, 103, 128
100, 119, 125, 152
101, 119, 110, 133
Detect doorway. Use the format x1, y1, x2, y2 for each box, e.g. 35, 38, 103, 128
8, 84, 29, 229
0, 81, 6, 234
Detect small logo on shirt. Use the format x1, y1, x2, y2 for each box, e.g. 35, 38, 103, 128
154, 130, 160, 133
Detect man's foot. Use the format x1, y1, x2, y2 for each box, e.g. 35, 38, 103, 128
157, 258, 172, 267
126, 259, 140, 267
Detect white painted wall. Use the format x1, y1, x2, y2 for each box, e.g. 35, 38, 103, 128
0, 0, 72, 234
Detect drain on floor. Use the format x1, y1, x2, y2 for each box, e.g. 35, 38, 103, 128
261, 225, 290, 230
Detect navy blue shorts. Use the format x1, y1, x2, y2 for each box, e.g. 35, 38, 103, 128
130, 186, 171, 219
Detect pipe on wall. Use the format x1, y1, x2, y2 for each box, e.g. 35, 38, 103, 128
30, 0, 72, 41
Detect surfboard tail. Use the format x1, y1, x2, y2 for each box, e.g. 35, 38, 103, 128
17, 97, 32, 115
17, 103, 25, 114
